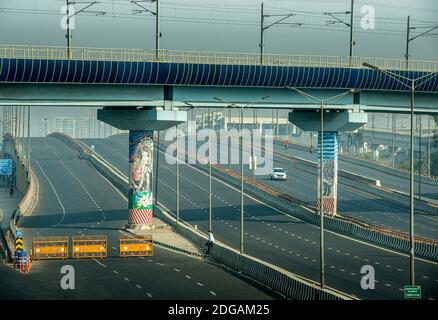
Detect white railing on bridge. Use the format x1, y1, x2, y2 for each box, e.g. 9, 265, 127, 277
0, 44, 437, 72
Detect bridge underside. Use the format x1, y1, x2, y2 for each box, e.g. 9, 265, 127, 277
0, 84, 437, 114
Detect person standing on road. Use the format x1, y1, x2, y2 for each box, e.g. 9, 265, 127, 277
205, 230, 215, 254
9, 187, 14, 198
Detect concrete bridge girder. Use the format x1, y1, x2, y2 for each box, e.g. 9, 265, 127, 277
1, 84, 438, 114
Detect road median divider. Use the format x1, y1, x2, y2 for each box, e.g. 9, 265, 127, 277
32, 236, 69, 260
72, 235, 107, 259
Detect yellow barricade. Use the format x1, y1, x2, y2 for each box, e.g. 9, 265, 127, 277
32, 236, 69, 260
72, 235, 107, 259
119, 235, 153, 257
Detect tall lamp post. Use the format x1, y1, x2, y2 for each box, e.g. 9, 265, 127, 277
213, 96, 270, 254
363, 62, 438, 287
287, 87, 353, 289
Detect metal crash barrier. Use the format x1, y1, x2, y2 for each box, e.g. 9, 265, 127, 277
72, 235, 107, 259
119, 235, 153, 257
32, 236, 69, 260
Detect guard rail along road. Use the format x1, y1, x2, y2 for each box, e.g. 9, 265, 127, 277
48, 132, 353, 300
1, 44, 438, 72
162, 137, 438, 262
273, 138, 438, 216
1, 134, 39, 257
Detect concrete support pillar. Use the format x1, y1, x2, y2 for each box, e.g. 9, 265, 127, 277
97, 107, 186, 230
317, 132, 338, 215
288, 109, 367, 217
128, 130, 154, 228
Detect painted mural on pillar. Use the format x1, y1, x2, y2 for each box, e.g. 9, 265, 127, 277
128, 130, 154, 225
317, 132, 338, 215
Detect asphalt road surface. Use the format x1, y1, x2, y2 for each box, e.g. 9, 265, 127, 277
81, 134, 438, 300
0, 137, 275, 300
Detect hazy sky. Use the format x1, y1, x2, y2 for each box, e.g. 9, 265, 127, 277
0, 0, 437, 60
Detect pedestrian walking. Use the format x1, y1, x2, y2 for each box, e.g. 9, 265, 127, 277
9, 187, 14, 198
205, 230, 215, 254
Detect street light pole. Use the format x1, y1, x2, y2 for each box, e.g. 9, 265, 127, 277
418, 115, 422, 200
176, 124, 180, 223
209, 108, 213, 232
27, 106, 31, 174
319, 99, 325, 289
240, 106, 244, 254
428, 116, 431, 176
363, 62, 438, 287
409, 79, 415, 286
392, 113, 396, 168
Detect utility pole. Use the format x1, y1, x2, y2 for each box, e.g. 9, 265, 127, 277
259, 2, 301, 65
405, 15, 411, 69
260, 2, 265, 65
131, 0, 161, 60
405, 16, 438, 69
392, 113, 396, 168
65, 1, 101, 59
324, 7, 353, 61
156, 0, 160, 59
319, 100, 325, 290
176, 124, 180, 223
349, 0, 355, 61
418, 115, 422, 200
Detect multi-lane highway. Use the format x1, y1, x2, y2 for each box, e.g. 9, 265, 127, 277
280, 139, 438, 201
0, 137, 275, 300
214, 136, 438, 239
82, 134, 438, 300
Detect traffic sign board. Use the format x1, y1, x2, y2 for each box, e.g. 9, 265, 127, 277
404, 285, 421, 299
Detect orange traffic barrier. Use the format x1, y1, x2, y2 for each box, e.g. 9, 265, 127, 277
72, 235, 107, 259
119, 235, 153, 257
32, 237, 69, 260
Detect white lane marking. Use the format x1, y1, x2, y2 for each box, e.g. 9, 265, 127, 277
124, 277, 130, 282
209, 291, 217, 296
197, 282, 204, 287
147, 293, 153, 298
35, 160, 66, 233
185, 275, 191, 279
113, 270, 119, 275
93, 259, 106, 268
136, 285, 142, 289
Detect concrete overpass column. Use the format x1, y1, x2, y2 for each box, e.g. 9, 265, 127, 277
289, 109, 367, 216
128, 130, 155, 227
317, 132, 338, 215
98, 107, 186, 230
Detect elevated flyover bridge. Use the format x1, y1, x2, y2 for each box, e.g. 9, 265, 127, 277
0, 44, 437, 113
1, 44, 437, 228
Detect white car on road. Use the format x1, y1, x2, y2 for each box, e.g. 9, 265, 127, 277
270, 168, 287, 181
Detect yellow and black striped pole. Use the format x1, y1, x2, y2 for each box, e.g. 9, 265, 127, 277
15, 237, 23, 251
